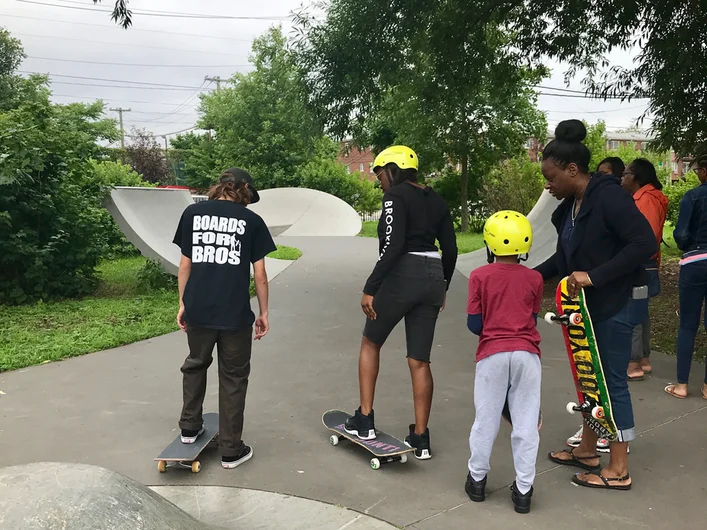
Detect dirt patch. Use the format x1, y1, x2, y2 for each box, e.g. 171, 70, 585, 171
539, 259, 706, 360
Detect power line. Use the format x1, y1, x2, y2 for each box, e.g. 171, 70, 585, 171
537, 91, 648, 100
51, 93, 199, 107
545, 104, 649, 114
41, 80, 210, 91
0, 13, 255, 43
19, 71, 216, 90
25, 55, 252, 68
16, 0, 294, 20
11, 31, 249, 57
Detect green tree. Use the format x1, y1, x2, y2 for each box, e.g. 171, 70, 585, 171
294, 6, 547, 232
197, 26, 323, 190
0, 27, 24, 110
481, 153, 544, 216
0, 31, 120, 303
169, 131, 218, 189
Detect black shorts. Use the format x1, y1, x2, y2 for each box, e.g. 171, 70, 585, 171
363, 254, 446, 362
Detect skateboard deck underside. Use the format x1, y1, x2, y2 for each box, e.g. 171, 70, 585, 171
155, 412, 219, 462
322, 410, 414, 457
556, 278, 618, 441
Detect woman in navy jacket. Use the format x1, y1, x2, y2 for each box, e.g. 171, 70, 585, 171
535, 120, 656, 491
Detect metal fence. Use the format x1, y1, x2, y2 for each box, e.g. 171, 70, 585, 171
359, 210, 381, 223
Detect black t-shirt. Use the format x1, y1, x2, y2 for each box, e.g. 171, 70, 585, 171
173, 199, 276, 331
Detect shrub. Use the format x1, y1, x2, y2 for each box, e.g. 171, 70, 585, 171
480, 154, 544, 216
136, 258, 178, 292
664, 172, 700, 226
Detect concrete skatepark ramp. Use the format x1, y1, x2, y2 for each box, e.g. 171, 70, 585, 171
455, 189, 560, 278
0, 462, 211, 530
249, 187, 362, 237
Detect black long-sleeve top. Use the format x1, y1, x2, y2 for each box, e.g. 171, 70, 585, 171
534, 173, 656, 322
363, 182, 458, 296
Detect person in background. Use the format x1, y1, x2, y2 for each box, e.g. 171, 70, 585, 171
665, 153, 707, 400
597, 157, 626, 182
621, 158, 668, 380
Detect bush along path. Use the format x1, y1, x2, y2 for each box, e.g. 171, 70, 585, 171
0, 246, 302, 373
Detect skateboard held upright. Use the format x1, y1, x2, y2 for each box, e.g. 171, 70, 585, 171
544, 277, 618, 442
155, 412, 219, 473
322, 409, 414, 470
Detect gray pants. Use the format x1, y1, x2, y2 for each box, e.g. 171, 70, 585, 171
468, 351, 541, 495
630, 312, 651, 361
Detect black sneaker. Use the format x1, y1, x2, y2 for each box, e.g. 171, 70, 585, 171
222, 444, 253, 469
404, 424, 431, 460
510, 481, 533, 514
180, 426, 204, 444
344, 407, 376, 440
465, 472, 487, 502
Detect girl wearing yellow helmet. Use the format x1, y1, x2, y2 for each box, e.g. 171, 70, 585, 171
344, 145, 458, 460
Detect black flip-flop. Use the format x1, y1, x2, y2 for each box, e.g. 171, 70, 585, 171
548, 447, 601, 471
572, 470, 631, 490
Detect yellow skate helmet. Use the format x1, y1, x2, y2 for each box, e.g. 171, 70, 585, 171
373, 145, 419, 171
483, 210, 533, 256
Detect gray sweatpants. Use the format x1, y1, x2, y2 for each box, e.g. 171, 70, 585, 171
468, 351, 541, 495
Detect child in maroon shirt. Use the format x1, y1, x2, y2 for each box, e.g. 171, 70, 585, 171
464, 210, 544, 514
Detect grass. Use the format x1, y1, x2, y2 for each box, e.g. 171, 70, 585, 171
358, 221, 485, 255
1, 245, 302, 373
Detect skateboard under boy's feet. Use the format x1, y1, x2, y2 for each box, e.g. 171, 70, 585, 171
322, 409, 414, 470
155, 412, 219, 473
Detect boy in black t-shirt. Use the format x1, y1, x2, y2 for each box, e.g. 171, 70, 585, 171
172, 168, 276, 469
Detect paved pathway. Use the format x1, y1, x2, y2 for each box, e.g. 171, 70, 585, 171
1, 236, 706, 528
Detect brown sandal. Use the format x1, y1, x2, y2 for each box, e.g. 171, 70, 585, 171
548, 447, 601, 471
664, 384, 687, 399
572, 470, 631, 490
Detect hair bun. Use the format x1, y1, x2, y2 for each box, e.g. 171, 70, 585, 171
555, 119, 587, 143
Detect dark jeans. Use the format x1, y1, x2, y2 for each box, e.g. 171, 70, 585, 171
593, 296, 648, 442
179, 326, 252, 457
630, 267, 659, 362
676, 260, 707, 384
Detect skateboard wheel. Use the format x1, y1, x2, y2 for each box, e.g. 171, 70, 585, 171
157, 461, 166, 473
329, 435, 339, 446
592, 406, 605, 420
399, 454, 408, 464
543, 312, 556, 324
191, 461, 201, 474
370, 458, 381, 470
569, 313, 582, 325
566, 402, 578, 414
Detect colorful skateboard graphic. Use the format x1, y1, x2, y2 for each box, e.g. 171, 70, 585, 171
322, 409, 414, 470
544, 277, 618, 442
155, 412, 219, 473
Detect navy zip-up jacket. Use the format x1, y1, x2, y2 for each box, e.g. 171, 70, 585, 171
673, 181, 707, 252
535, 173, 657, 322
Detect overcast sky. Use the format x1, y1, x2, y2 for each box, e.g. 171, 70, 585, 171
1, 0, 652, 146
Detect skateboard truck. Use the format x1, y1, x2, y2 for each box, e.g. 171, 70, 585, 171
329, 434, 408, 469
544, 311, 582, 326
566, 400, 605, 420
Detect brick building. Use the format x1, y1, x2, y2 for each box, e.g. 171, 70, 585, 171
336, 141, 376, 181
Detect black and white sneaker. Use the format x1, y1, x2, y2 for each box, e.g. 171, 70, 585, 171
181, 427, 204, 444
222, 445, 253, 469
404, 424, 431, 460
344, 407, 376, 440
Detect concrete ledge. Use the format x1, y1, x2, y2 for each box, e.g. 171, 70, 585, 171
151, 485, 398, 530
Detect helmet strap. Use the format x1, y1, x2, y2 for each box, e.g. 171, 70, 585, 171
485, 244, 495, 264
518, 253, 529, 263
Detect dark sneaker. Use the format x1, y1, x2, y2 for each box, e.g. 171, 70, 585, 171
222, 445, 253, 469
180, 426, 204, 444
344, 407, 376, 440
510, 481, 533, 514
404, 424, 431, 460
465, 472, 487, 502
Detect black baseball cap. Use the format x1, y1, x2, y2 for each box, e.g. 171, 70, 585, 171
220, 167, 260, 203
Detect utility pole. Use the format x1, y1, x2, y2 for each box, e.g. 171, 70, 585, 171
204, 75, 222, 91
110, 107, 131, 149
159, 135, 168, 151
